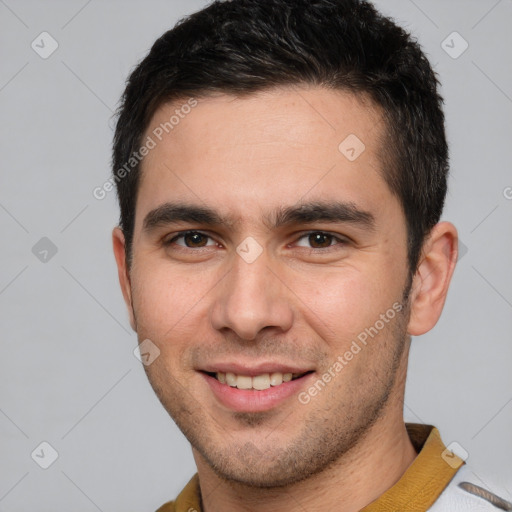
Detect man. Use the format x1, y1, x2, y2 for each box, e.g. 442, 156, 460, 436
111, 0, 510, 510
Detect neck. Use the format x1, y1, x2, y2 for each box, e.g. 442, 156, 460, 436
194, 412, 418, 512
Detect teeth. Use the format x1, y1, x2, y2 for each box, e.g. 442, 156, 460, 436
215, 371, 304, 390
226, 372, 237, 387
236, 375, 252, 390
269, 372, 283, 386
252, 374, 270, 390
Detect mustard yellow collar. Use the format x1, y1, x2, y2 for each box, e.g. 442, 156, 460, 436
157, 423, 464, 512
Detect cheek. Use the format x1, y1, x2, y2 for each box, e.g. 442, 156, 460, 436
131, 264, 211, 348
294, 267, 406, 348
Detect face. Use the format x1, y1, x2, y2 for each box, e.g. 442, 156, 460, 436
117, 86, 415, 487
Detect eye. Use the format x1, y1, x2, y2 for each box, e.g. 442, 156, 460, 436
294, 231, 347, 249
166, 231, 217, 248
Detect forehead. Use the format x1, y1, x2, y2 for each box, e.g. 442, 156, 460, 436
136, 86, 396, 228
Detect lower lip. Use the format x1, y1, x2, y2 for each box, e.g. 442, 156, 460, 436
202, 373, 313, 412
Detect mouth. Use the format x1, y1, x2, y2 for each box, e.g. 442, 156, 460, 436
204, 371, 312, 391
200, 366, 315, 412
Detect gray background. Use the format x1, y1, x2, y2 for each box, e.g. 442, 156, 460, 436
0, 0, 511, 510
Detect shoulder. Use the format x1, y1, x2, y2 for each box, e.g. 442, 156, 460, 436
155, 501, 175, 512
154, 474, 200, 512
429, 464, 512, 511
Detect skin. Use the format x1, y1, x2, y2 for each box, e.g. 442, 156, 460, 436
113, 86, 458, 512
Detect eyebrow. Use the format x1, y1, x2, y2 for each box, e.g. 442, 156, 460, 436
142, 200, 375, 233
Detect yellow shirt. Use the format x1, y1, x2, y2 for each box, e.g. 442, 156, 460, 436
156, 423, 464, 512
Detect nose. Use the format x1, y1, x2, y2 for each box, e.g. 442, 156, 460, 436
210, 245, 294, 341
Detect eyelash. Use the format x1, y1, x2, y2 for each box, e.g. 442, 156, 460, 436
164, 230, 349, 251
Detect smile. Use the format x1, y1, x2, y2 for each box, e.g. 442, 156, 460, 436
201, 368, 315, 412
209, 371, 308, 391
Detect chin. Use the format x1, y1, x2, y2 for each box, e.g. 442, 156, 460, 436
194, 434, 343, 489
209, 459, 312, 489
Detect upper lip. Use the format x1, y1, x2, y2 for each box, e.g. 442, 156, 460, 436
200, 362, 314, 376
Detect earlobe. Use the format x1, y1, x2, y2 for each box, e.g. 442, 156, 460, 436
112, 227, 137, 331
407, 222, 458, 336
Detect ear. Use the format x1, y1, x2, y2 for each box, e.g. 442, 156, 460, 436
112, 227, 137, 331
407, 222, 458, 336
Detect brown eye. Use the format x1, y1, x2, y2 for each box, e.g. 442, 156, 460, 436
182, 232, 209, 247
166, 231, 215, 248
308, 232, 333, 248
294, 231, 348, 251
